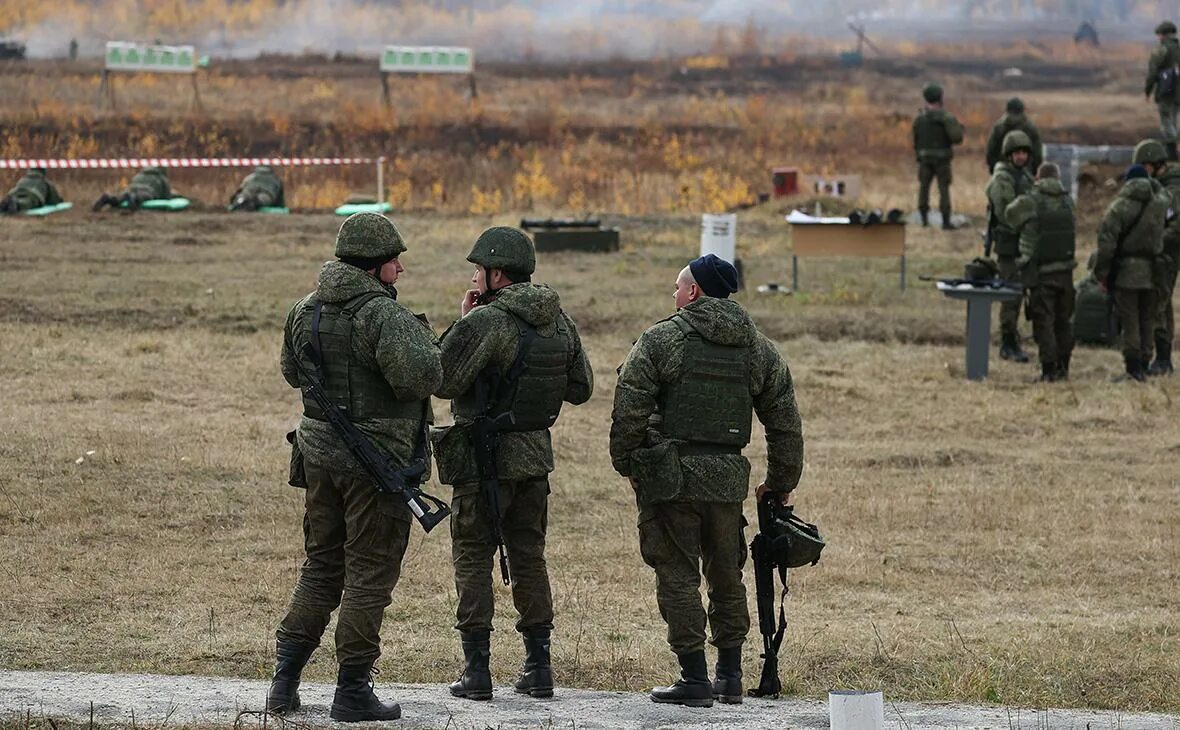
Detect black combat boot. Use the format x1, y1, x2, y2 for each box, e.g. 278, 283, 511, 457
999, 332, 1030, 363
941, 211, 957, 231
513, 629, 554, 698
1148, 338, 1174, 376
91, 193, 116, 211
449, 631, 493, 701
711, 646, 743, 705
0, 195, 12, 214
919, 208, 929, 227
329, 662, 401, 722
650, 650, 714, 707
1114, 354, 1147, 383
1057, 353, 1071, 380
1034, 361, 1058, 383
122, 192, 140, 211
266, 641, 314, 714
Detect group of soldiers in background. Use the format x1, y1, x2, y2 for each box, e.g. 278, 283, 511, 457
0, 165, 284, 214
269, 213, 804, 720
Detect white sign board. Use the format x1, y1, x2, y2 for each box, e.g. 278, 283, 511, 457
380, 46, 474, 74
700, 213, 737, 262
105, 42, 196, 74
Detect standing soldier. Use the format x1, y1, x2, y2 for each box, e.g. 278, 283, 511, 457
610, 254, 804, 708
270, 213, 442, 721
912, 82, 965, 229
1006, 162, 1077, 382
0, 167, 64, 214
92, 166, 172, 211
1146, 21, 1180, 161
230, 165, 286, 211
986, 130, 1037, 363
1135, 139, 1180, 375
433, 227, 593, 702
985, 98, 1043, 173
1095, 164, 1169, 382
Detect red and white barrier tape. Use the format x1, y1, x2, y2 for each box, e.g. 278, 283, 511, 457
0, 157, 381, 170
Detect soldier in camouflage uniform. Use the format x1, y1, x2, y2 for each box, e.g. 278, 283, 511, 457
433, 227, 593, 702
92, 166, 172, 211
610, 254, 804, 708
230, 165, 286, 211
1134, 139, 1180, 375
985, 98, 1043, 173
270, 212, 442, 722
912, 82, 965, 229
1146, 21, 1180, 161
1095, 164, 1170, 382
0, 167, 64, 214
987, 130, 1037, 363
1006, 163, 1077, 382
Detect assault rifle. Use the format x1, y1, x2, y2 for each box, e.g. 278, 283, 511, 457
470, 368, 513, 586
293, 325, 450, 533
983, 204, 994, 257
919, 275, 1022, 290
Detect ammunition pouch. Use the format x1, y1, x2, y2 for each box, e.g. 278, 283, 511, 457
286, 429, 307, 489
428, 422, 479, 486
630, 441, 684, 506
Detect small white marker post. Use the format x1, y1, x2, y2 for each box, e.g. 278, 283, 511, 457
376, 156, 385, 207
699, 212, 742, 288
829, 690, 885, 730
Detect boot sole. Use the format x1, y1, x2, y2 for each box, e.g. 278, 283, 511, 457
514, 687, 554, 698
713, 694, 743, 704
329, 707, 402, 722
450, 688, 493, 701
651, 696, 714, 708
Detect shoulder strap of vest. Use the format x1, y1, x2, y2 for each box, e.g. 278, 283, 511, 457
340, 290, 388, 317
669, 314, 698, 338
504, 310, 538, 384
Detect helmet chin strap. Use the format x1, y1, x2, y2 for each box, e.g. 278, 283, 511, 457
476, 266, 501, 306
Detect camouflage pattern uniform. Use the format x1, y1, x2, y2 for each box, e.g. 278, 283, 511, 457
912, 83, 964, 228
231, 165, 285, 210
127, 167, 171, 202
985, 98, 1043, 172
1147, 22, 1180, 157
1146, 141, 1180, 373
271, 213, 441, 721
1095, 175, 1170, 380
986, 131, 1036, 360
0, 169, 63, 213
1006, 175, 1077, 380
610, 296, 803, 679
433, 227, 593, 701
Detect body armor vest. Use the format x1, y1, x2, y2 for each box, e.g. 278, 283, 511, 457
295, 291, 423, 421
914, 112, 952, 157
658, 316, 753, 449
453, 307, 572, 432
991, 167, 1034, 255
1030, 194, 1076, 263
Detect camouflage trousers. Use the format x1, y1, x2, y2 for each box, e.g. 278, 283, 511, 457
1159, 99, 1180, 144
1152, 253, 1179, 347
1028, 270, 1076, 366
997, 256, 1023, 337
638, 501, 749, 656
1115, 287, 1158, 361
917, 159, 953, 220
451, 477, 554, 634
276, 460, 412, 665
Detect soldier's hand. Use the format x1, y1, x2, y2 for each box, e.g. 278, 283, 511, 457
461, 289, 480, 316
755, 482, 794, 506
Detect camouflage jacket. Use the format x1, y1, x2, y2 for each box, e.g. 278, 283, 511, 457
281, 260, 442, 476
610, 296, 804, 505
1007, 177, 1077, 274
912, 108, 964, 161
127, 168, 171, 199
1146, 37, 1180, 100
235, 168, 285, 207
985, 113, 1043, 172
1095, 178, 1168, 290
1159, 165, 1180, 259
986, 161, 1035, 256
432, 282, 593, 495
8, 170, 63, 207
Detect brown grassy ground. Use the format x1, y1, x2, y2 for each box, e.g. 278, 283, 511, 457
0, 207, 1177, 712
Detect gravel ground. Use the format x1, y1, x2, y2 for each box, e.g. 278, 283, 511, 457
1, 671, 1178, 729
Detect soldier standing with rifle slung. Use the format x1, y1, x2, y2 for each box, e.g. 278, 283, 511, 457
1005, 162, 1077, 382
985, 98, 1043, 173
433, 227, 593, 702
986, 130, 1036, 364
1095, 164, 1170, 382
610, 254, 804, 708
912, 82, 964, 230
270, 213, 444, 722
0, 167, 63, 214
1146, 21, 1180, 161
1134, 139, 1180, 375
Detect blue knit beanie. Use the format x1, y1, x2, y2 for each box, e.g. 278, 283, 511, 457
689, 254, 740, 298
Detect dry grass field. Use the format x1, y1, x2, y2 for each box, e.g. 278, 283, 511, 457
0, 205, 1177, 715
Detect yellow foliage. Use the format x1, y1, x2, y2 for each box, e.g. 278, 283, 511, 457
469, 186, 502, 216
512, 154, 557, 209
387, 179, 412, 208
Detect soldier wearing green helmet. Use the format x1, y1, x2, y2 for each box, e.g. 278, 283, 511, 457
433, 226, 593, 702
912, 81, 965, 229
1132, 138, 1180, 374
92, 166, 172, 211
0, 167, 64, 214
230, 165, 285, 211
270, 212, 442, 721
986, 130, 1037, 363
1147, 20, 1180, 160
985, 97, 1043, 173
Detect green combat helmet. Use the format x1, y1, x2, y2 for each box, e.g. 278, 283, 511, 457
334, 212, 406, 260
467, 226, 536, 275
1133, 139, 1168, 165
1006, 97, 1025, 114
1156, 20, 1177, 35
922, 82, 943, 103
1002, 130, 1033, 156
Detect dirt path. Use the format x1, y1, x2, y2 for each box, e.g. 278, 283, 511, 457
0, 671, 1176, 729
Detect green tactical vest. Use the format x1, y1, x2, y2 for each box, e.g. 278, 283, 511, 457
453, 307, 572, 432
914, 110, 959, 160
1029, 194, 1075, 263
657, 315, 753, 450
295, 291, 423, 421
991, 166, 1034, 256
